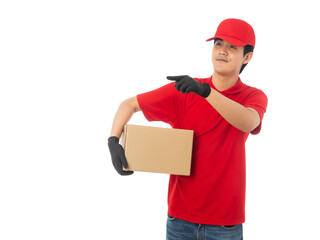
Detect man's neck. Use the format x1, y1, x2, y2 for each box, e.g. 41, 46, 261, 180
211, 72, 239, 91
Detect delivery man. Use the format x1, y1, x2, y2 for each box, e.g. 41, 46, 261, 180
108, 18, 268, 240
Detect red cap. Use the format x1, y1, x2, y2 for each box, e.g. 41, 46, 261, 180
206, 18, 255, 48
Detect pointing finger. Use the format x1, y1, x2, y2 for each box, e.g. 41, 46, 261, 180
166, 75, 187, 81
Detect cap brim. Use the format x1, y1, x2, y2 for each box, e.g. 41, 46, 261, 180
206, 35, 247, 47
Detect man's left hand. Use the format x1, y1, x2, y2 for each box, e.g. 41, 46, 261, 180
167, 75, 211, 98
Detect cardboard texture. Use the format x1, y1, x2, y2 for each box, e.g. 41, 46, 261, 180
120, 124, 194, 176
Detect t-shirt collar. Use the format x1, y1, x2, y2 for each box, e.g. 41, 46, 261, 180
207, 76, 245, 94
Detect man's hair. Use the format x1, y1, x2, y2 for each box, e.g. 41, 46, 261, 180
240, 44, 254, 74
213, 38, 254, 74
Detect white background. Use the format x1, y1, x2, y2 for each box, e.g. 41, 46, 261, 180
1, 0, 319, 239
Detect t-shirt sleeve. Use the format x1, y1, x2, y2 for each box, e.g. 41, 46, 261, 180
243, 89, 268, 135
136, 82, 177, 127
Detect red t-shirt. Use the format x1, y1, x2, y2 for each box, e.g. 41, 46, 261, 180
136, 76, 268, 225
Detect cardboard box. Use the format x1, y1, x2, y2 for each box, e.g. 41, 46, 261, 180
120, 124, 194, 176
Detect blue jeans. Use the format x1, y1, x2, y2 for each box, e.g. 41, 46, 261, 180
166, 215, 243, 240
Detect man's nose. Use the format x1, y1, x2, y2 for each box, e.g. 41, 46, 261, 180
219, 46, 228, 55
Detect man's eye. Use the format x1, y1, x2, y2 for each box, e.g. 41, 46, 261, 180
215, 42, 221, 46
230, 45, 237, 49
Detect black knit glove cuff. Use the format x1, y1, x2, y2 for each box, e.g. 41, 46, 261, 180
108, 136, 119, 144
200, 83, 211, 98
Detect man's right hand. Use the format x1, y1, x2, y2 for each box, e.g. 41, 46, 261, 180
108, 136, 134, 176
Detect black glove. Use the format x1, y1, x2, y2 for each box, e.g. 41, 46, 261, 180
108, 136, 134, 176
167, 75, 211, 98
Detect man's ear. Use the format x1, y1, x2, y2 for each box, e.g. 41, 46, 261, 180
243, 52, 253, 64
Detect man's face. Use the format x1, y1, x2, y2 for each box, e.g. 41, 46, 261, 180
211, 39, 252, 76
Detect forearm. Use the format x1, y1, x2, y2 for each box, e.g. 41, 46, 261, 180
110, 96, 141, 138
206, 88, 260, 132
